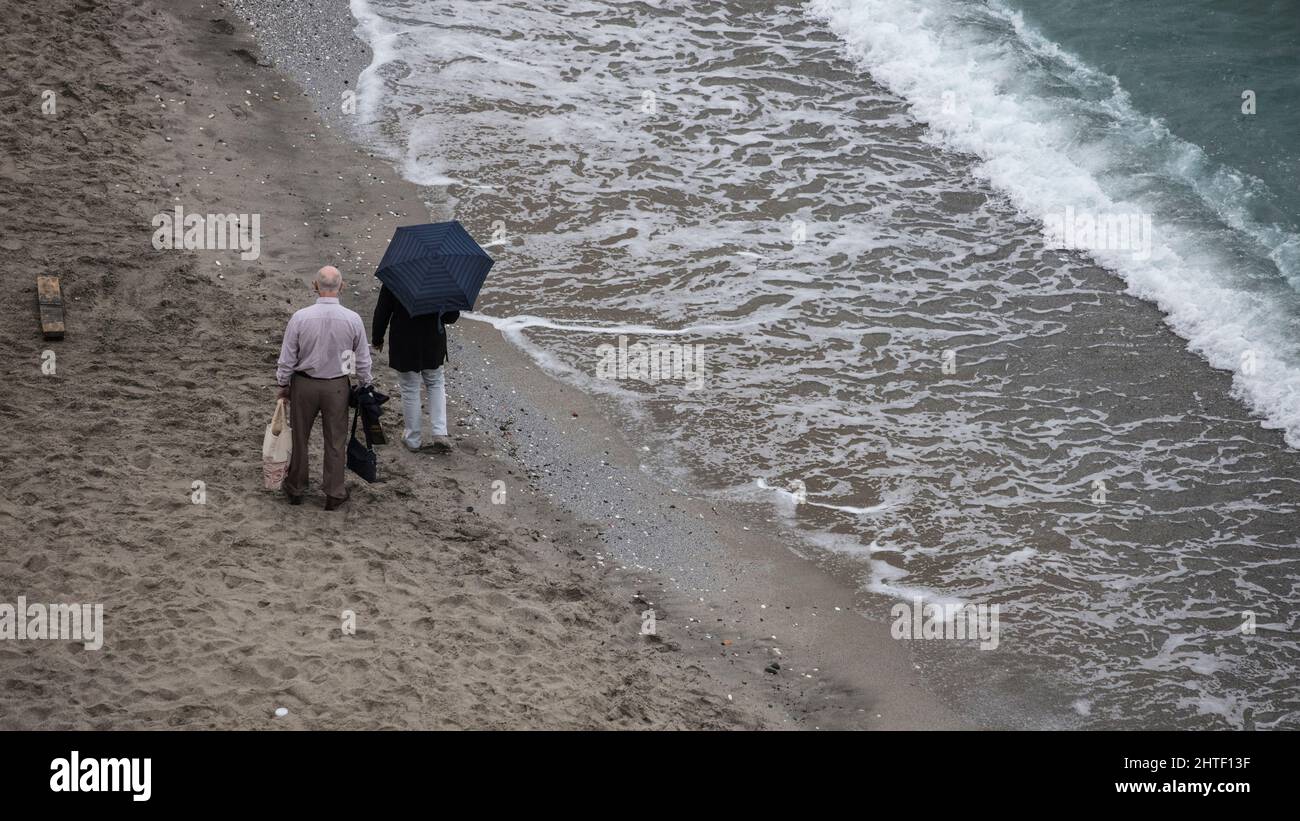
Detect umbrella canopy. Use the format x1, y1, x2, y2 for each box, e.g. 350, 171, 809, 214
374, 221, 494, 316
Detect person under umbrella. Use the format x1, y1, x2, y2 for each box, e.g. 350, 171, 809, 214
372, 287, 458, 452
371, 220, 494, 453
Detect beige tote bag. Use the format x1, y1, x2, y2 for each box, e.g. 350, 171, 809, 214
262, 399, 292, 490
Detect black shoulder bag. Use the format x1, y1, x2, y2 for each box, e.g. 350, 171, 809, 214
346, 405, 379, 483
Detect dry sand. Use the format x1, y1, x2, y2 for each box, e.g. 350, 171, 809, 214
0, 0, 966, 729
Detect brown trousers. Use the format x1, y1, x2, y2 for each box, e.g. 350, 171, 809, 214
284, 373, 351, 500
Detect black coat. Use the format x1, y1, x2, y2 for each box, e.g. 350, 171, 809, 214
371, 285, 460, 373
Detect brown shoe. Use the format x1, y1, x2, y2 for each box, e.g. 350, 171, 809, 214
324, 490, 351, 511
430, 435, 453, 452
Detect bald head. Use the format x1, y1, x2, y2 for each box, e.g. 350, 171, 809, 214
314, 266, 343, 296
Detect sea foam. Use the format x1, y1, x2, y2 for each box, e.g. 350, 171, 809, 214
807, 0, 1300, 448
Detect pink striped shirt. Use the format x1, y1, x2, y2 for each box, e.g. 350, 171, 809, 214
276, 297, 373, 386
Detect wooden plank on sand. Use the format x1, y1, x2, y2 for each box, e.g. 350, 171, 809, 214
37, 275, 65, 339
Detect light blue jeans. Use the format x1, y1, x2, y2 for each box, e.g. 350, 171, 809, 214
396, 367, 447, 449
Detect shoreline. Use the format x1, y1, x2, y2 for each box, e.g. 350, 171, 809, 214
455, 320, 973, 729
0, 0, 967, 729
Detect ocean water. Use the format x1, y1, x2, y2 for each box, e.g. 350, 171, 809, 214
347, 0, 1300, 728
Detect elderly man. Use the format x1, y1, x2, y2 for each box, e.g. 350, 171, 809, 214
275, 266, 373, 509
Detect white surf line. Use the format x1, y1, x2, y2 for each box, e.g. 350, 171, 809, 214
816, 499, 893, 515
462, 312, 647, 402
462, 312, 769, 337
348, 0, 398, 127
753, 478, 893, 516
457, 310, 779, 407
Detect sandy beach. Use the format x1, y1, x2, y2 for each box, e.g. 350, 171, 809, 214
0, 0, 964, 730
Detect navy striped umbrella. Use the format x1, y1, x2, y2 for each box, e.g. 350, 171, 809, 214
374, 221, 494, 316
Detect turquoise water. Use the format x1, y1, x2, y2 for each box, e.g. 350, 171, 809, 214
1006, 0, 1300, 262
1007, 0, 1299, 225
